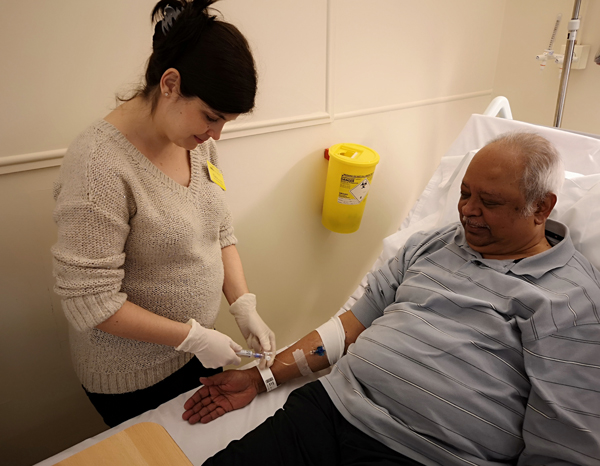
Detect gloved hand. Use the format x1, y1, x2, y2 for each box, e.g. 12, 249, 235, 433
229, 293, 276, 368
176, 319, 242, 369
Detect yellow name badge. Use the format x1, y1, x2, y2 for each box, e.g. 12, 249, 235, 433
207, 160, 226, 191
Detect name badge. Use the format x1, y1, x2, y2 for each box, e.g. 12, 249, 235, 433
207, 160, 226, 191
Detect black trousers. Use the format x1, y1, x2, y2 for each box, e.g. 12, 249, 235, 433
84, 357, 221, 427
203, 381, 424, 466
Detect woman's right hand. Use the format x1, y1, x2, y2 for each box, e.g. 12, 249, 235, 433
176, 319, 242, 368
182, 370, 258, 424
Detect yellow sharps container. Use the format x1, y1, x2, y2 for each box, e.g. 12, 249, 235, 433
322, 143, 380, 233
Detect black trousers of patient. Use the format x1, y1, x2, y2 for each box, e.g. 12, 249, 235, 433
203, 380, 424, 466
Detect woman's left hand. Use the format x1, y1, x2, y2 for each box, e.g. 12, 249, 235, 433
229, 293, 276, 368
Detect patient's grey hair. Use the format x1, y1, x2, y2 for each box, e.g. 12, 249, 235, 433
488, 132, 564, 216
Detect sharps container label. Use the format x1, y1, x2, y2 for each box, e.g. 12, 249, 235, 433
338, 174, 373, 205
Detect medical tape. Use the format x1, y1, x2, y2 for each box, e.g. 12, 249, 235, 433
292, 349, 312, 376
315, 315, 345, 366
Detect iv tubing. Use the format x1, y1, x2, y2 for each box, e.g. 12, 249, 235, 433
554, 0, 582, 128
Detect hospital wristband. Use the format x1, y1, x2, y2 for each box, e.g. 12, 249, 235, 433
258, 366, 277, 392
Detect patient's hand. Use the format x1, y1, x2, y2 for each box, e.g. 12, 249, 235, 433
182, 370, 258, 424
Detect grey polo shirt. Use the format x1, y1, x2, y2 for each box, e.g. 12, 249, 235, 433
321, 220, 600, 466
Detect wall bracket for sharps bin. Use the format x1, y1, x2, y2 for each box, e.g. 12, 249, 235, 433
322, 143, 380, 233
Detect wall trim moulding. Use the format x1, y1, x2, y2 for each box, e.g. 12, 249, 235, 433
221, 111, 332, 140
334, 90, 492, 120
0, 149, 66, 175
0, 90, 492, 175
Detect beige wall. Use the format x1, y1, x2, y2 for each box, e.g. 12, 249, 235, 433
494, 0, 600, 133
0, 1, 506, 464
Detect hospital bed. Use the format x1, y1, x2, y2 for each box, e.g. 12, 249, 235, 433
35, 97, 600, 465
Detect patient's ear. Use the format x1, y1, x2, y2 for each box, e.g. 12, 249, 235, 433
533, 193, 557, 225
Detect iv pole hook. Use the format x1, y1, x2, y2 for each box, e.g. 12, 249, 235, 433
553, 0, 582, 128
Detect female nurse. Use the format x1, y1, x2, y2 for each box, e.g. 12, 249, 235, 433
51, 0, 275, 427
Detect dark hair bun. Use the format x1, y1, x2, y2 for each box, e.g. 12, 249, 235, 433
136, 0, 256, 114
151, 0, 218, 46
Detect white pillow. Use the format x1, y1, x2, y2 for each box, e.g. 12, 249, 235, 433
550, 173, 600, 270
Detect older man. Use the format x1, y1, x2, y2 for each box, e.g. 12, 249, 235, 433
184, 133, 600, 466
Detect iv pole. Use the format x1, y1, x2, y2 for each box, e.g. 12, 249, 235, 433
553, 0, 582, 127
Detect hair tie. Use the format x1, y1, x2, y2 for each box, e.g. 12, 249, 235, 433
161, 5, 182, 35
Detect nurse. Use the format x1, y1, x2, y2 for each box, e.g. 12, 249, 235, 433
51, 0, 275, 427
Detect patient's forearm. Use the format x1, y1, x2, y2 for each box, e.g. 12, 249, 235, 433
250, 310, 365, 393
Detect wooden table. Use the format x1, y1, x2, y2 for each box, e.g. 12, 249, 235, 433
53, 422, 193, 466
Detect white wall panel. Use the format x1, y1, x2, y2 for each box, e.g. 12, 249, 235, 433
331, 0, 505, 115
0, 1, 153, 158
218, 0, 328, 125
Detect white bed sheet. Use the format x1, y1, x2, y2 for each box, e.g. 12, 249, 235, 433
35, 113, 600, 466
36, 364, 330, 466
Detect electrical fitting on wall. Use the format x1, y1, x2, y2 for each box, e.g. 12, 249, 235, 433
536, 13, 590, 73
535, 14, 562, 71
555, 44, 590, 70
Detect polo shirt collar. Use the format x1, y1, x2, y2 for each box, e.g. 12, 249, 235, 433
454, 219, 576, 279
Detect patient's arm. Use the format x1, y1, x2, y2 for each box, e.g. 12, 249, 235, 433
182, 310, 366, 424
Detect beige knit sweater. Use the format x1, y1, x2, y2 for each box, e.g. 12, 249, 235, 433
52, 119, 237, 394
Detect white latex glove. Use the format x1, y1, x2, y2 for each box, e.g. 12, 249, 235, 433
176, 319, 242, 369
229, 293, 276, 368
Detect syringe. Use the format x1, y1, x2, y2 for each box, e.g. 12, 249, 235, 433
236, 349, 273, 361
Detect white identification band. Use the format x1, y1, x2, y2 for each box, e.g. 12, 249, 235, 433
258, 366, 277, 392
315, 315, 345, 366
293, 349, 312, 376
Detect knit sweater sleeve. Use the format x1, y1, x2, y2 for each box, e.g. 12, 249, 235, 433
206, 140, 237, 249
51, 128, 132, 331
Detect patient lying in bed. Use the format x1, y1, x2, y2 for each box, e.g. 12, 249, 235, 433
184, 132, 600, 466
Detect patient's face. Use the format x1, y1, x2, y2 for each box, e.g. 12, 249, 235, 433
458, 143, 542, 259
